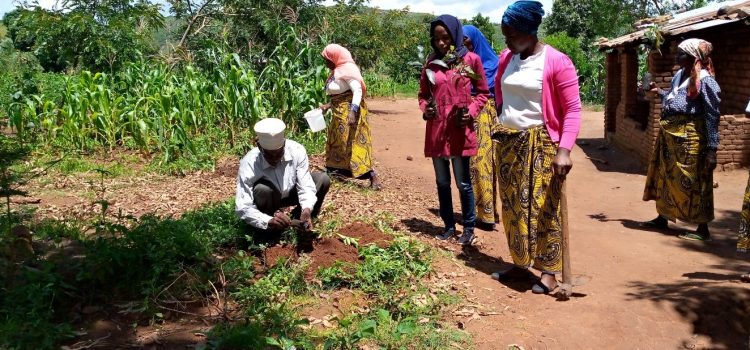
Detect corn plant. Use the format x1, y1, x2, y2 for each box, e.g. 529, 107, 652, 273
7, 37, 329, 164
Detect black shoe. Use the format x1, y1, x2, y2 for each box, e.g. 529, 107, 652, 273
436, 228, 455, 241
475, 221, 496, 231
640, 217, 668, 230
491, 266, 534, 281
457, 229, 475, 246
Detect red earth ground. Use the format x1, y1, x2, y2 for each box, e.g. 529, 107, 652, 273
22, 98, 750, 349
368, 98, 750, 350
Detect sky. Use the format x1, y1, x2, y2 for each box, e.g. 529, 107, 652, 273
322, 0, 554, 22
0, 0, 555, 23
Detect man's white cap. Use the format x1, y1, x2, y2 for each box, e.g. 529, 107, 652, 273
254, 118, 286, 150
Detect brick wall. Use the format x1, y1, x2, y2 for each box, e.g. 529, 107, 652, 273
604, 22, 750, 170
718, 115, 750, 170
604, 52, 620, 133
607, 46, 657, 164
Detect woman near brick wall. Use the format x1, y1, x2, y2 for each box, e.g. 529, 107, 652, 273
740, 170, 750, 282
740, 102, 750, 282
642, 38, 721, 242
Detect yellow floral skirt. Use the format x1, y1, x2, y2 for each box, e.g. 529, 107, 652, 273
325, 92, 373, 178
494, 124, 563, 273
470, 99, 499, 225
739, 172, 750, 253
643, 115, 714, 224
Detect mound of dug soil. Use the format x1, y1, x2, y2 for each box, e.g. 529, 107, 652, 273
260, 222, 395, 274
339, 222, 393, 248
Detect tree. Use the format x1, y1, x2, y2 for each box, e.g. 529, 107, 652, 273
467, 13, 496, 48
0, 135, 31, 235
321, 3, 431, 82
4, 0, 165, 72
544, 0, 728, 44
166, 0, 324, 57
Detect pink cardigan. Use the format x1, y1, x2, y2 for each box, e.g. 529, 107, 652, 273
418, 52, 489, 157
495, 46, 582, 150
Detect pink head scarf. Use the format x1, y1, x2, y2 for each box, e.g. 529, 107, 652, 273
321, 44, 367, 96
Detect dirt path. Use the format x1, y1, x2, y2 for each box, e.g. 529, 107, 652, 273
367, 98, 750, 350
17, 98, 749, 349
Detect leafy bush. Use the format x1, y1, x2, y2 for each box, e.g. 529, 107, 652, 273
543, 32, 605, 103
0, 263, 76, 349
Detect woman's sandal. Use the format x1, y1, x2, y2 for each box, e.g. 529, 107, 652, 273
678, 231, 711, 242
640, 218, 668, 230
491, 266, 534, 282
532, 273, 558, 295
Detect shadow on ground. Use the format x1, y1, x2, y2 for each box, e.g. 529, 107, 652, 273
576, 138, 646, 175
588, 209, 742, 261
626, 280, 750, 349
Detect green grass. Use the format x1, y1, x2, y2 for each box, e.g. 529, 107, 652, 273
585, 104, 605, 112
364, 70, 419, 98
1, 199, 471, 349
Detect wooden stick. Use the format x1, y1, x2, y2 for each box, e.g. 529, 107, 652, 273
559, 178, 573, 299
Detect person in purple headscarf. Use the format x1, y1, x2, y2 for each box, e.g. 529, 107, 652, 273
418, 14, 490, 246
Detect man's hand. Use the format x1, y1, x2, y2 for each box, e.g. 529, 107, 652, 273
268, 211, 292, 231
300, 208, 313, 232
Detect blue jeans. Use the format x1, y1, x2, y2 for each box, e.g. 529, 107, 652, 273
432, 157, 476, 230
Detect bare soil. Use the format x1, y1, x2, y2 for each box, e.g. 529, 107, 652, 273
18, 98, 750, 349
262, 222, 394, 275
367, 98, 750, 350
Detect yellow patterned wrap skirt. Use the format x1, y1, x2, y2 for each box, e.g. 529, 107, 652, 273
494, 124, 563, 274
470, 99, 499, 225
739, 172, 750, 253
643, 115, 714, 224
325, 92, 373, 178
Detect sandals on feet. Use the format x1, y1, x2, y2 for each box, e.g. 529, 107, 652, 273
491, 267, 533, 282
678, 232, 711, 242
640, 218, 668, 230
532, 273, 558, 295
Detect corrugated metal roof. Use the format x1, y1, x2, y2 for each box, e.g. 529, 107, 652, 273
598, 0, 750, 49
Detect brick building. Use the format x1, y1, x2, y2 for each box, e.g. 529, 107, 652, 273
598, 0, 750, 170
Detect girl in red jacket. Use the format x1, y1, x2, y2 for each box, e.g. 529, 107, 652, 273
418, 14, 490, 246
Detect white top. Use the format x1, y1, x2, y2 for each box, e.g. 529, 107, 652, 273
326, 78, 363, 106
499, 46, 547, 130
235, 140, 317, 230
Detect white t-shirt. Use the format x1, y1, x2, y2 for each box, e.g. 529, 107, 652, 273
499, 46, 546, 130
326, 78, 363, 106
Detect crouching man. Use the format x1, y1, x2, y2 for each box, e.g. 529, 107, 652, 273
235, 118, 330, 232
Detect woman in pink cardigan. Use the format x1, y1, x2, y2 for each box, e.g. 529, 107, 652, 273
490, 1, 582, 295
418, 15, 490, 246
